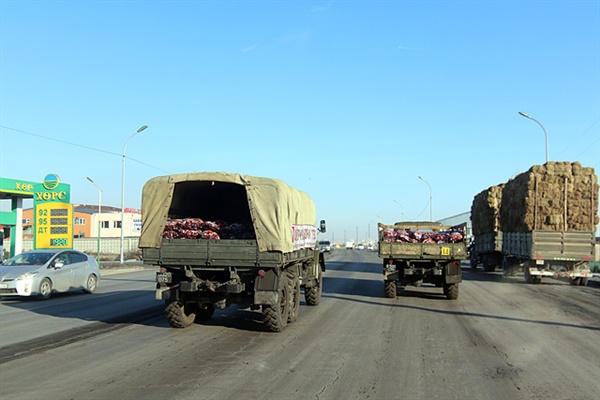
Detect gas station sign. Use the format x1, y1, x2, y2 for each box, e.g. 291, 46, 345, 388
33, 174, 72, 250
34, 202, 73, 249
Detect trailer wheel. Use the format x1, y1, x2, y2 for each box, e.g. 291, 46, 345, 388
384, 280, 397, 298
263, 274, 290, 332
165, 300, 197, 328
287, 269, 300, 324
305, 271, 322, 306
443, 283, 459, 300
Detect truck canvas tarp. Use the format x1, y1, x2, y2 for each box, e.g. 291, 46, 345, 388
139, 172, 317, 253
139, 172, 325, 333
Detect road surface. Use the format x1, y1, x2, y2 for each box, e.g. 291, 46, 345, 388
1, 250, 598, 399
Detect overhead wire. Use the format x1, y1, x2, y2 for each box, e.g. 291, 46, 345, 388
0, 125, 170, 173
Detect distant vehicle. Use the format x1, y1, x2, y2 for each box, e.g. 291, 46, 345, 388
356, 244, 365, 250
0, 250, 100, 300
319, 240, 331, 252
345, 241, 355, 250
367, 244, 375, 251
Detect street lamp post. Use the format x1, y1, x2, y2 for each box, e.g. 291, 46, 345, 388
393, 200, 405, 221
418, 176, 433, 221
518, 111, 549, 163
86, 177, 102, 263
120, 125, 148, 264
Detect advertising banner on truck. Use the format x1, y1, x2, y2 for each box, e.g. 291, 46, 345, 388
291, 224, 317, 251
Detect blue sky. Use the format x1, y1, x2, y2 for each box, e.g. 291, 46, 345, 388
1, 0, 599, 242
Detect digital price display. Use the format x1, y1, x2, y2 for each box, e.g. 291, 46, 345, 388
35, 202, 73, 249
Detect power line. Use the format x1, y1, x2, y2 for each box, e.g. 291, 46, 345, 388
0, 125, 170, 173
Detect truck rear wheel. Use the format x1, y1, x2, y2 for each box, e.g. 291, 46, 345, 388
384, 280, 397, 298
165, 300, 197, 328
263, 274, 290, 332
287, 269, 300, 323
305, 272, 322, 306
470, 255, 478, 270
443, 283, 459, 300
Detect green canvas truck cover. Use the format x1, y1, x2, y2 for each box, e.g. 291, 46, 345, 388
139, 172, 317, 254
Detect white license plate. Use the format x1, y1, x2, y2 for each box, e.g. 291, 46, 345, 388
156, 272, 172, 283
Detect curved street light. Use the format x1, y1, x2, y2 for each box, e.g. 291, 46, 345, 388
393, 200, 405, 221
418, 176, 433, 222
120, 125, 148, 264
518, 111, 549, 163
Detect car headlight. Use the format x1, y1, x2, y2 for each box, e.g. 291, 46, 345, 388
17, 271, 38, 280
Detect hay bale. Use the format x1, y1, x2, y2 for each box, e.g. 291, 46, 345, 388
470, 184, 503, 235
499, 162, 599, 232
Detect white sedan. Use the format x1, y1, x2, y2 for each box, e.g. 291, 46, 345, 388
0, 249, 100, 300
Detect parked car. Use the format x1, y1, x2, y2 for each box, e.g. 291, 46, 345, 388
0, 249, 100, 300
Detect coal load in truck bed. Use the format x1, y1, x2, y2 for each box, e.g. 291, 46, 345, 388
383, 229, 465, 244
162, 218, 256, 240
471, 184, 504, 236
499, 161, 599, 232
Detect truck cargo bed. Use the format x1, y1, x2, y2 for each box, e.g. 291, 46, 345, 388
503, 231, 595, 261
379, 241, 467, 260
143, 238, 315, 268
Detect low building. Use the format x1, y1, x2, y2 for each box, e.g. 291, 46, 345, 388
21, 205, 141, 239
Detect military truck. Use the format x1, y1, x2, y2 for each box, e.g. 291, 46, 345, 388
378, 222, 467, 300
471, 162, 598, 285
139, 172, 326, 332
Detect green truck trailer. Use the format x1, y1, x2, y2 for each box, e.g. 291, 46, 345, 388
139, 172, 325, 332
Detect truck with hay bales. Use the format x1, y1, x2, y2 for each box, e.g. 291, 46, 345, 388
139, 172, 326, 332
470, 161, 598, 285
378, 221, 467, 299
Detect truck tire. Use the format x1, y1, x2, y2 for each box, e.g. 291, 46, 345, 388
470, 255, 478, 270
287, 269, 300, 324
443, 283, 459, 300
263, 274, 290, 332
165, 300, 197, 328
384, 280, 397, 298
305, 272, 322, 306
483, 263, 495, 272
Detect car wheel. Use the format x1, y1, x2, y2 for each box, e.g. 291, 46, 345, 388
84, 274, 98, 294
38, 278, 53, 300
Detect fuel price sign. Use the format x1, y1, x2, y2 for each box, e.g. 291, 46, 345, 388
35, 202, 73, 249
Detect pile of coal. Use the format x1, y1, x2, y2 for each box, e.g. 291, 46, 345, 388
383, 229, 464, 244
162, 218, 255, 240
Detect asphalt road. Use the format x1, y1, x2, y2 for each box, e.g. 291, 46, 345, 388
0, 250, 598, 400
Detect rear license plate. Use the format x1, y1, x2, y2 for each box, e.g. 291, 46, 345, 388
156, 272, 172, 283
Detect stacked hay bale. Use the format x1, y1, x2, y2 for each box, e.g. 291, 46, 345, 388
471, 184, 504, 235
499, 161, 599, 232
